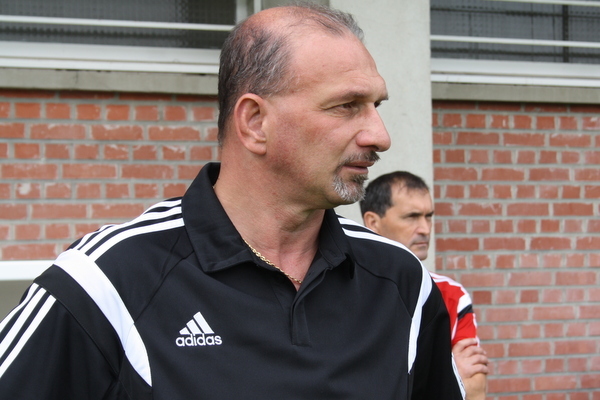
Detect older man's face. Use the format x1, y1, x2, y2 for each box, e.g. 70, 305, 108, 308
261, 31, 391, 209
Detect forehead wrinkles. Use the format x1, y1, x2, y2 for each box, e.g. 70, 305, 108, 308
391, 186, 431, 207
394, 184, 429, 197
286, 32, 380, 96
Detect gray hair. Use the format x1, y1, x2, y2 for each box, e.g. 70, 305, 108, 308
217, 2, 364, 144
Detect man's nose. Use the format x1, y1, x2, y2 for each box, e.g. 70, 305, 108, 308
416, 217, 432, 235
356, 107, 391, 152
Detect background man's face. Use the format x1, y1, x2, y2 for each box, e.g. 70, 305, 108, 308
375, 186, 433, 261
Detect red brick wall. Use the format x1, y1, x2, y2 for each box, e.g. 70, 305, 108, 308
0, 89, 220, 260
2, 89, 599, 398
433, 101, 600, 399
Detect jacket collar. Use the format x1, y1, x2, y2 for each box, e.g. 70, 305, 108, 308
181, 163, 355, 278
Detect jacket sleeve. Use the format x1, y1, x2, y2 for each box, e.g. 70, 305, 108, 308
409, 280, 466, 400
0, 268, 151, 400
0, 282, 127, 399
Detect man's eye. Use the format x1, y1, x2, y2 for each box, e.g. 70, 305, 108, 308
339, 102, 355, 109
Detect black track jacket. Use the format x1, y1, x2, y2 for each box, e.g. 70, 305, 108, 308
0, 163, 464, 399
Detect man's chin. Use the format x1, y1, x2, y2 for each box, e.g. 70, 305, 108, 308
410, 247, 429, 261
332, 177, 366, 204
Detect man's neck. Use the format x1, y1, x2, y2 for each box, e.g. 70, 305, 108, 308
214, 163, 324, 289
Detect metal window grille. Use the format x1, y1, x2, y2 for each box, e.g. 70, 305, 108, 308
0, 0, 260, 73
431, 0, 600, 64
0, 0, 246, 49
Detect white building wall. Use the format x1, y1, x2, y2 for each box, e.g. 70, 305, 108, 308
332, 0, 435, 270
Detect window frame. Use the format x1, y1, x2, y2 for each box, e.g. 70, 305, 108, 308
431, 58, 600, 87
0, 0, 261, 74
0, 40, 221, 74
431, 0, 600, 87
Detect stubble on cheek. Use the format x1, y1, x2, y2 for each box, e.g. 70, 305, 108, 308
332, 151, 380, 204
332, 174, 367, 203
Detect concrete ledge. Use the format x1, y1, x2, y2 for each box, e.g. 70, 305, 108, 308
0, 68, 219, 95
432, 82, 600, 104
0, 260, 52, 281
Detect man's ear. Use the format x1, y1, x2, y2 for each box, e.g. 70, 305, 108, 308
363, 211, 381, 233
233, 93, 267, 155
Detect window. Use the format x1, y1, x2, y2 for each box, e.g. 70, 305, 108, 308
0, 0, 260, 74
432, 0, 600, 63
431, 0, 600, 86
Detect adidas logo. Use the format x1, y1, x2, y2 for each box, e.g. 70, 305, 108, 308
175, 311, 223, 347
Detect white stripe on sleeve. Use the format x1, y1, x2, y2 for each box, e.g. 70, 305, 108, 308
54, 249, 152, 386
341, 227, 432, 373
0, 290, 56, 378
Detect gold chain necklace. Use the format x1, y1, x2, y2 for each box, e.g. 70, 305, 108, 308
243, 239, 303, 284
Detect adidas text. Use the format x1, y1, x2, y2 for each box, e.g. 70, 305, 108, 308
176, 333, 222, 347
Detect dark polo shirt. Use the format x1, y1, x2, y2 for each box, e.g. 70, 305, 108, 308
0, 162, 463, 399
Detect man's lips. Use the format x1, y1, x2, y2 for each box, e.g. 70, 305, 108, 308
339, 152, 380, 173
343, 159, 376, 173
348, 160, 375, 168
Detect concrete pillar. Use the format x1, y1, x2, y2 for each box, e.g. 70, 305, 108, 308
331, 0, 435, 270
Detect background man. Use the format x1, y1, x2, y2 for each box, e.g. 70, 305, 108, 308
361, 170, 489, 400
0, 4, 463, 399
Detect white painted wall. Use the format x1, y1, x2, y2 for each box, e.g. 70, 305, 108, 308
332, 0, 435, 270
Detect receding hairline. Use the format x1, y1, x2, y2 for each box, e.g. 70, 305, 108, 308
245, 4, 363, 40
217, 3, 364, 144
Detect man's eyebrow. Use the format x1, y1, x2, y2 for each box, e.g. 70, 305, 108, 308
403, 210, 434, 218
331, 91, 389, 103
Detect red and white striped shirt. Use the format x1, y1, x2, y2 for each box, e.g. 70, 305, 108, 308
430, 272, 479, 347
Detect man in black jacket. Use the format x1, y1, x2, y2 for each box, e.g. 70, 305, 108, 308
0, 3, 464, 399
